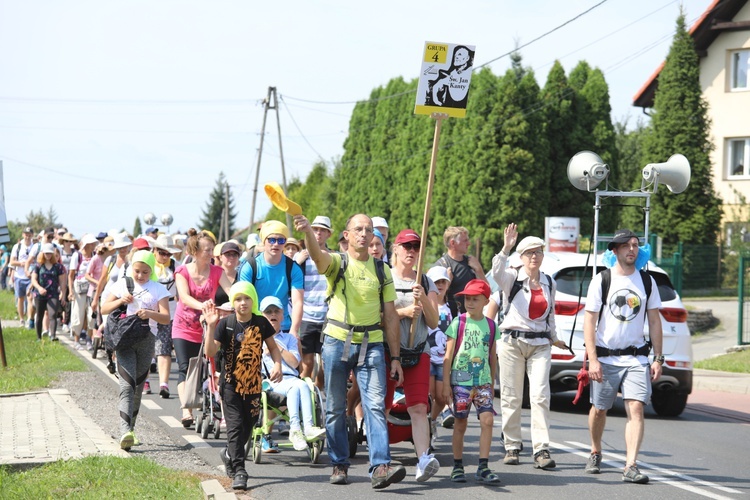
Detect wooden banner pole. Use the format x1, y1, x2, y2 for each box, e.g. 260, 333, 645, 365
409, 112, 448, 347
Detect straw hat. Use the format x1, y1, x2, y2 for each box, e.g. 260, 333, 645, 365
154, 234, 180, 254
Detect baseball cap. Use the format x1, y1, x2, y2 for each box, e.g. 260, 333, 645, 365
607, 229, 640, 250
455, 279, 491, 299
372, 216, 388, 229
516, 236, 545, 255
260, 296, 284, 312
394, 229, 420, 245
221, 241, 241, 255
41, 243, 56, 254
132, 237, 152, 250
145, 226, 158, 235
311, 216, 332, 230
426, 266, 451, 283
96, 231, 108, 240
23, 226, 33, 234
57, 228, 66, 235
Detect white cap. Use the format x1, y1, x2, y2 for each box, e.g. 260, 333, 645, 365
426, 266, 451, 283
371, 216, 388, 229
79, 233, 98, 246
41, 243, 56, 254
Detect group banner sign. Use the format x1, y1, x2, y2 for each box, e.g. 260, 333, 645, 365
414, 41, 476, 118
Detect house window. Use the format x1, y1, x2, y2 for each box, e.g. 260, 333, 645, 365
728, 138, 749, 177
731, 50, 750, 90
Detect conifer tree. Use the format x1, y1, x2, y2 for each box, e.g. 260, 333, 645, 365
198, 172, 237, 240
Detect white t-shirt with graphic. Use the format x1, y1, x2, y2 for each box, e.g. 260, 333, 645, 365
585, 270, 661, 367
109, 278, 170, 335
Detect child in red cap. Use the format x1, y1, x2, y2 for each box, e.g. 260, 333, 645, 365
442, 278, 500, 484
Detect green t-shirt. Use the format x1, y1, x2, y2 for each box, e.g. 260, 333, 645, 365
446, 315, 493, 387
323, 253, 397, 344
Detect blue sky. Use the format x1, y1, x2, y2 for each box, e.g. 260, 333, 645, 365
0, 0, 709, 238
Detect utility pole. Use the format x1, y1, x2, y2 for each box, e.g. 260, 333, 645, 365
250, 86, 291, 230
224, 182, 230, 241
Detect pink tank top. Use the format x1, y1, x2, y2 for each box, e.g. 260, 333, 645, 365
171, 264, 223, 343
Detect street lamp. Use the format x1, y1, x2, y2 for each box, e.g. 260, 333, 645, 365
143, 212, 174, 234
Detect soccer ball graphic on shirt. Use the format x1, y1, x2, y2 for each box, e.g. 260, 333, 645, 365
608, 288, 643, 322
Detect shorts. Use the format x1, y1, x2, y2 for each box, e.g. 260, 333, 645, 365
430, 362, 444, 382
385, 352, 430, 409
299, 320, 324, 355
451, 383, 495, 420
591, 362, 652, 410
14, 278, 30, 299
155, 321, 174, 357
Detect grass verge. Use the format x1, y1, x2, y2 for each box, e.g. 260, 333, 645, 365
694, 349, 750, 373
0, 456, 203, 499
0, 289, 19, 321
0, 326, 86, 393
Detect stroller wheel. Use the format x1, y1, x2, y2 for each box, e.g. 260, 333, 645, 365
201, 419, 211, 439
213, 421, 221, 440
309, 440, 322, 464
252, 433, 262, 464
91, 337, 100, 359
196, 415, 203, 434
345, 415, 358, 459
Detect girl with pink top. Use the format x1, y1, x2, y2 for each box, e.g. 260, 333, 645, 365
172, 230, 232, 426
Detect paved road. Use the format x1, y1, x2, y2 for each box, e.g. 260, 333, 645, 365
684, 299, 743, 361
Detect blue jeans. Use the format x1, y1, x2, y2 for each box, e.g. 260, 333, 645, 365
322, 335, 390, 472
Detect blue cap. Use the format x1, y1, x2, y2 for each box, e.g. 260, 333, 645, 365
373, 228, 386, 247
96, 231, 108, 240
145, 227, 158, 235
260, 296, 284, 312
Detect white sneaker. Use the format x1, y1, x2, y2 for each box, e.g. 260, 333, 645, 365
62, 324, 70, 333
415, 452, 440, 482
304, 426, 326, 441
290, 429, 307, 451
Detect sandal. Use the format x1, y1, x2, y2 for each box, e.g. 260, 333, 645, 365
181, 416, 194, 428
450, 466, 466, 483
476, 468, 501, 484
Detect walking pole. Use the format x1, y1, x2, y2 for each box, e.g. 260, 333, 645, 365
409, 112, 448, 347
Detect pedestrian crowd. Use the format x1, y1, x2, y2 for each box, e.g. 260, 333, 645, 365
1, 217, 663, 491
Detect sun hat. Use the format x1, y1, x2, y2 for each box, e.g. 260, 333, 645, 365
516, 236, 545, 255
311, 216, 332, 230
607, 229, 640, 250
260, 220, 290, 242
426, 266, 451, 284
284, 238, 301, 251
228, 282, 261, 315
260, 296, 284, 312
79, 233, 99, 247
394, 229, 420, 245
455, 279, 491, 299
112, 233, 132, 249
154, 234, 180, 254
372, 216, 389, 229
61, 232, 78, 243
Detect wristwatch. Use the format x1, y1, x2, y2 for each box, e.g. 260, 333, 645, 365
654, 355, 665, 365
391, 356, 402, 362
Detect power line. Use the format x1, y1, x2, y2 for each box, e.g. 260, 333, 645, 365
279, 96, 326, 162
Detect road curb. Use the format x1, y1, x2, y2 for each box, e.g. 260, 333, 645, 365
201, 479, 237, 499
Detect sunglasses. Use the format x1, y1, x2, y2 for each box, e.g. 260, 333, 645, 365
266, 237, 287, 245
401, 242, 420, 252
156, 249, 171, 257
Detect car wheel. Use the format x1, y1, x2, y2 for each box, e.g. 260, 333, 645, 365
651, 392, 688, 417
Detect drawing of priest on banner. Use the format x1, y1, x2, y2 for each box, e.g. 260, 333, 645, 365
425, 45, 475, 109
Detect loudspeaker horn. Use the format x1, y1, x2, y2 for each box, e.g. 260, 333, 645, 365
567, 150, 609, 191
641, 154, 691, 194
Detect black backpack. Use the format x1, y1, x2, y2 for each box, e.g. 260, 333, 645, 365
238, 254, 300, 302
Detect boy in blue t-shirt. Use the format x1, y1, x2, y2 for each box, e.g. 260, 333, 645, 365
443, 279, 500, 484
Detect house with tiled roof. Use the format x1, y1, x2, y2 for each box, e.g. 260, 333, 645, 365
633, 0, 750, 235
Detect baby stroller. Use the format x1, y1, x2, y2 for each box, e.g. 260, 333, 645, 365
246, 377, 326, 464
196, 353, 223, 440
346, 387, 432, 458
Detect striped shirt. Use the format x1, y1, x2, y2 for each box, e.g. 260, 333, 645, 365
301, 255, 328, 323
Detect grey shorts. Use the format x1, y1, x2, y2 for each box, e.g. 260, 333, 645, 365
155, 321, 174, 357
591, 362, 651, 410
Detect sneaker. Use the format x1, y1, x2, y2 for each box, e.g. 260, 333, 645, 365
290, 429, 307, 451
329, 465, 348, 485
503, 449, 520, 465
62, 324, 70, 333
74, 344, 84, 351
143, 380, 151, 394
107, 361, 117, 374
261, 434, 280, 453
622, 464, 649, 484
533, 449, 556, 469
415, 452, 440, 482
585, 452, 602, 474
86, 341, 93, 351
119, 431, 135, 451
220, 447, 234, 478
232, 471, 248, 490
27, 319, 35, 330
159, 384, 170, 399
371, 463, 406, 489
42, 330, 49, 337
304, 426, 326, 441
439, 408, 454, 429
51, 335, 58, 341
150, 360, 157, 373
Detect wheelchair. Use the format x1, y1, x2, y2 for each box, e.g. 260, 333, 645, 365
245, 377, 326, 464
